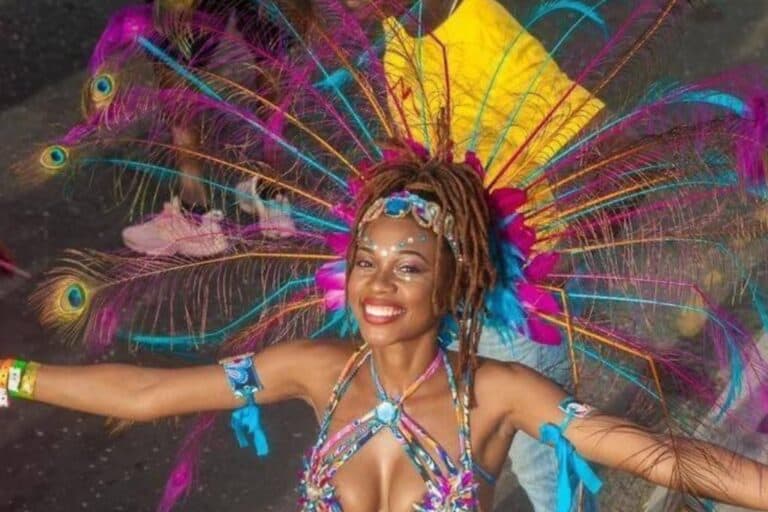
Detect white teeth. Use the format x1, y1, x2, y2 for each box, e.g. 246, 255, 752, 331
364, 305, 404, 318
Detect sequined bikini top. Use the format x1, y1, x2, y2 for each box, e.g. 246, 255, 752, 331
298, 346, 495, 511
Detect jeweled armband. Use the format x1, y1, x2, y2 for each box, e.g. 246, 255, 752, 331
558, 396, 595, 431
219, 353, 263, 403
539, 397, 602, 512
218, 353, 270, 456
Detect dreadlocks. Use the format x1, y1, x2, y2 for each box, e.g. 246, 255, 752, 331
347, 141, 497, 386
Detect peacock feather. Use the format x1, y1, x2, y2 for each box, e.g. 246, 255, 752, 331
14, 0, 768, 508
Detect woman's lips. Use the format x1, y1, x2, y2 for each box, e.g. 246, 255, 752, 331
362, 299, 406, 325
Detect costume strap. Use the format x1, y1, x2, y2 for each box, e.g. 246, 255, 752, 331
316, 344, 372, 444
369, 349, 456, 480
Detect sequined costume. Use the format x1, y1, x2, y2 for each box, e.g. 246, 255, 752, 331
299, 346, 494, 511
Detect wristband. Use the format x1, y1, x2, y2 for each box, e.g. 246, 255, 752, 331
0, 359, 14, 407
17, 362, 41, 400
7, 359, 28, 397
0, 359, 12, 389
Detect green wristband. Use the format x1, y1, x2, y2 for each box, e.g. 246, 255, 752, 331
7, 359, 28, 398
17, 362, 41, 400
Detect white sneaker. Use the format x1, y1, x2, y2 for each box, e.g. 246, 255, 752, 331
122, 198, 229, 257
236, 177, 296, 239
235, 163, 275, 215
176, 209, 230, 257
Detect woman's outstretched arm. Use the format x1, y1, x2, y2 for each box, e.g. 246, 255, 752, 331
501, 362, 768, 510
7, 340, 332, 422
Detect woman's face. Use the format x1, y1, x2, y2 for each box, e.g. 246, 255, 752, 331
347, 216, 445, 347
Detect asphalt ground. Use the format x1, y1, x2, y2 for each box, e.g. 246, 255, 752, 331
1, 1, 767, 511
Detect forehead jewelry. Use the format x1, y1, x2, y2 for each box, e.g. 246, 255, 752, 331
359, 191, 462, 261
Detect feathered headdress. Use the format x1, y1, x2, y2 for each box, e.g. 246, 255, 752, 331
16, 0, 768, 509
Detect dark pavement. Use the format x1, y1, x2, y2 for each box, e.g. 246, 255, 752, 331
1, 1, 767, 511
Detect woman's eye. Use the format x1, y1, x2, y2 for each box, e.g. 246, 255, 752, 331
398, 264, 421, 274
356, 259, 373, 268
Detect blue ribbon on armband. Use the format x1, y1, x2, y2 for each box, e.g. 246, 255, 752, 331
220, 353, 270, 457
540, 423, 602, 512
231, 399, 270, 457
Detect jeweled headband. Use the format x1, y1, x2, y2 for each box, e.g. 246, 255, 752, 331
358, 191, 461, 260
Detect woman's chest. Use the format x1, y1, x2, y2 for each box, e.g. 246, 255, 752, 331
330, 433, 432, 512
308, 391, 480, 511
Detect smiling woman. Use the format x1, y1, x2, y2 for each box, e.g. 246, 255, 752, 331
7, 144, 768, 511
6, 0, 768, 511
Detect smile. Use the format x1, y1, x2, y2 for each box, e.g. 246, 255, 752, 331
362, 300, 406, 325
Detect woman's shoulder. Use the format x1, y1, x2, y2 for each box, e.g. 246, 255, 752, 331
278, 339, 359, 409
471, 356, 551, 413
284, 337, 358, 372
443, 351, 532, 386
474, 355, 533, 382
283, 337, 355, 353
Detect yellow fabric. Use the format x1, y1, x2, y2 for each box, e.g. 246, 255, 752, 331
383, 0, 605, 237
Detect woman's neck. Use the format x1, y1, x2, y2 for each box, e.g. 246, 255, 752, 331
368, 334, 441, 398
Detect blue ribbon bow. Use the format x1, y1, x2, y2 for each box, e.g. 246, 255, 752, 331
539, 423, 602, 512
230, 402, 270, 457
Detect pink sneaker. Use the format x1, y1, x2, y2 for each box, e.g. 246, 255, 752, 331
122, 198, 229, 257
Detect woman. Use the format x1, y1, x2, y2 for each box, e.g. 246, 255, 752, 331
5, 146, 768, 511
11, 0, 768, 509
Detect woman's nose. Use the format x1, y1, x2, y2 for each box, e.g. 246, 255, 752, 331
370, 267, 396, 292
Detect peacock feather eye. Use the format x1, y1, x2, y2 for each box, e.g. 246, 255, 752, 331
40, 144, 69, 171
90, 73, 116, 104
34, 275, 92, 334
64, 283, 87, 310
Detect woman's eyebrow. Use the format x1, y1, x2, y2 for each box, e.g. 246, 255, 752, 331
395, 249, 429, 262
356, 244, 430, 262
